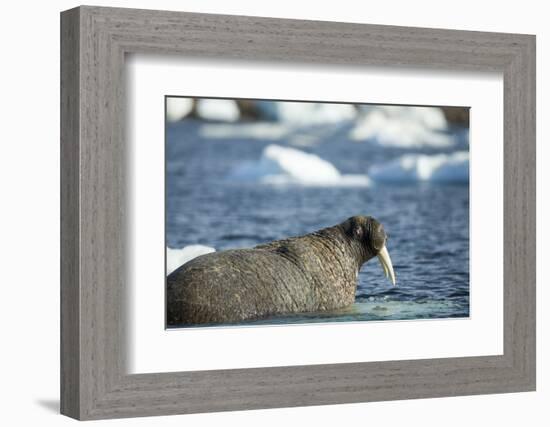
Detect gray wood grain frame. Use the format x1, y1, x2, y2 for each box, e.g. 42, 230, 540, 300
60, 5, 536, 420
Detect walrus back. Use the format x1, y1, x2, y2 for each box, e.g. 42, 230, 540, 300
167, 249, 319, 325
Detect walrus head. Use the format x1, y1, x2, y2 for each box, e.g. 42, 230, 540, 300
340, 215, 396, 286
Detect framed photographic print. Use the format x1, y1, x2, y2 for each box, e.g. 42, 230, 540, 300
61, 5, 536, 420
164, 97, 468, 329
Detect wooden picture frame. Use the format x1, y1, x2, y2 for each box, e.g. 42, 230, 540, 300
60, 5, 536, 420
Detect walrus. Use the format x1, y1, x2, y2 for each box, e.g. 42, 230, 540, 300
167, 215, 396, 326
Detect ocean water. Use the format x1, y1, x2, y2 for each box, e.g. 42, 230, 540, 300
166, 118, 469, 326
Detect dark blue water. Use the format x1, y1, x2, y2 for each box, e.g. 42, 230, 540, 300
166, 120, 469, 325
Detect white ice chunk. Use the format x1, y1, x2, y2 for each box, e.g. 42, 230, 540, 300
261, 102, 357, 125
196, 99, 240, 122
229, 144, 370, 187
350, 106, 453, 148
166, 245, 216, 275
370, 151, 469, 183
166, 98, 193, 122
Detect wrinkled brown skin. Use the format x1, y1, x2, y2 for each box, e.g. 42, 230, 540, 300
167, 216, 387, 326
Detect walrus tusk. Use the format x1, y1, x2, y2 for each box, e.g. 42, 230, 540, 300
380, 258, 389, 278
377, 245, 396, 286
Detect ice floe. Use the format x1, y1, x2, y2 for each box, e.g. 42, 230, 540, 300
196, 99, 240, 122
257, 101, 357, 125
369, 151, 469, 183
228, 144, 370, 187
166, 245, 216, 275
200, 122, 291, 140
350, 106, 454, 148
166, 97, 193, 122
199, 102, 357, 142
